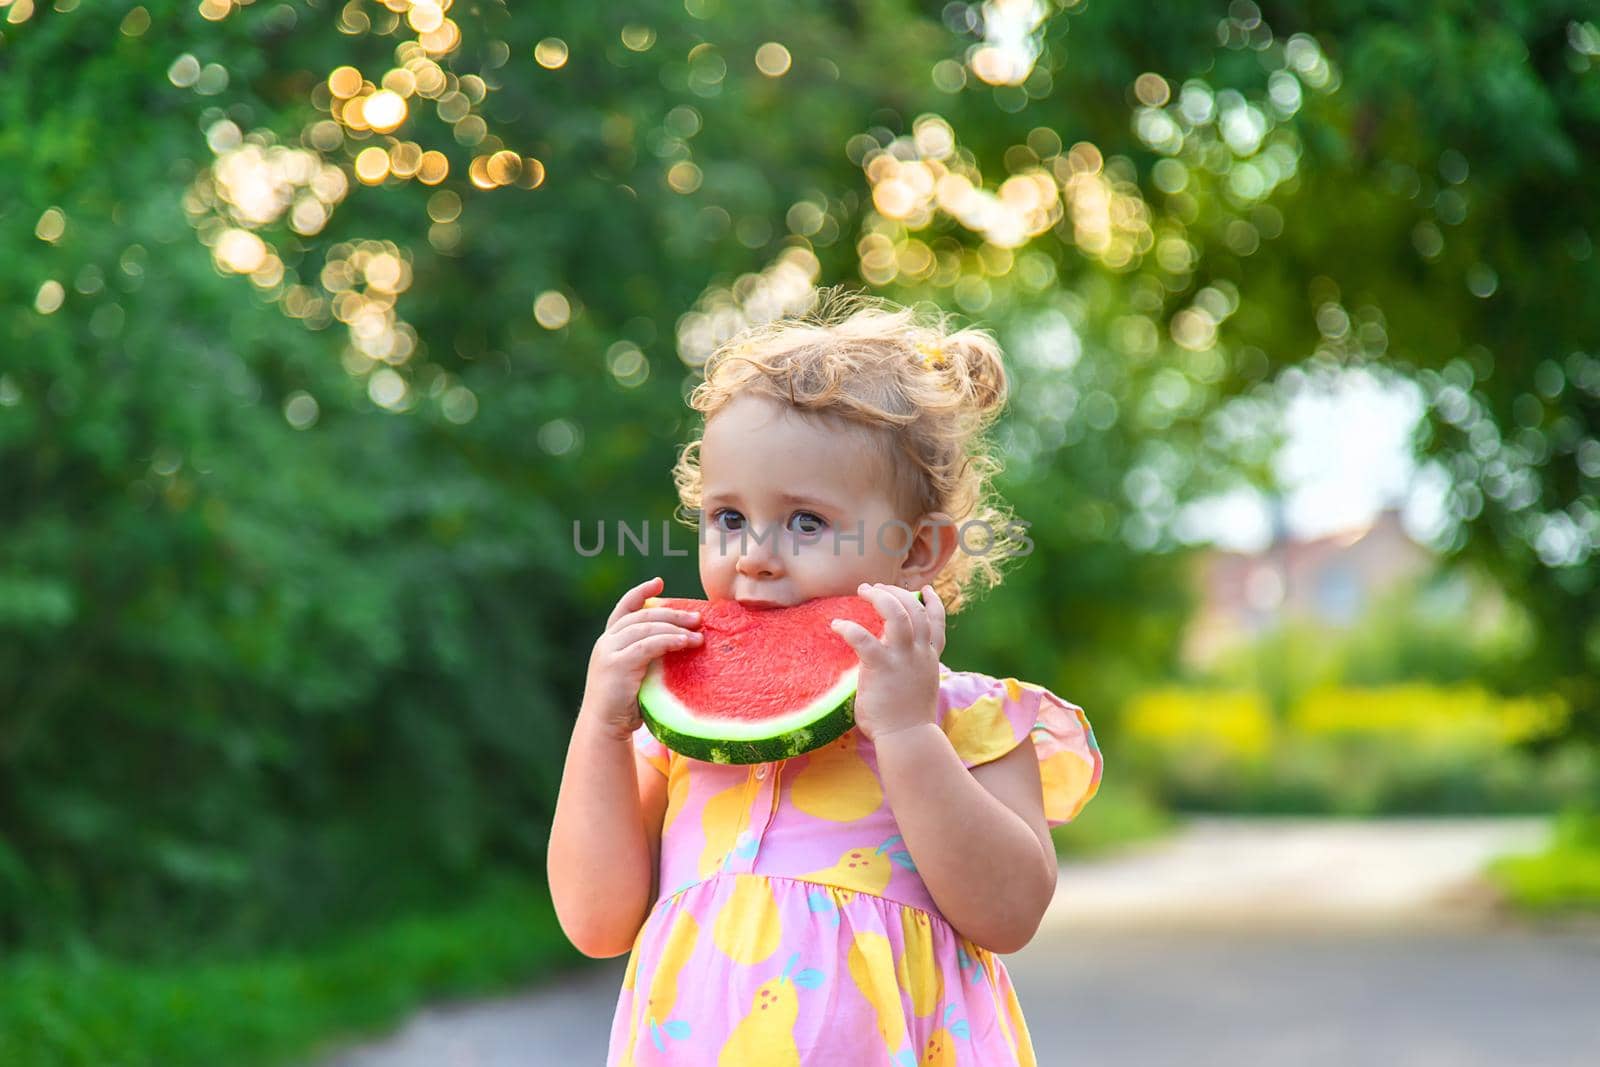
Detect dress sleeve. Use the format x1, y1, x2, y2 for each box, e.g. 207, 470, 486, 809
938, 673, 1104, 827
632, 722, 671, 778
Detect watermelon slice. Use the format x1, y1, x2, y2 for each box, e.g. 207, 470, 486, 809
637, 593, 911, 764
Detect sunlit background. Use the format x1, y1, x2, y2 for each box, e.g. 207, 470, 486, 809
3, 1, 1599, 1064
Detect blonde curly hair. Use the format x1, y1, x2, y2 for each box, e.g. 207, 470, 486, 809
671, 285, 1026, 615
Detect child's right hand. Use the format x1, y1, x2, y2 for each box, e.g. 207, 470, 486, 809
581, 575, 703, 741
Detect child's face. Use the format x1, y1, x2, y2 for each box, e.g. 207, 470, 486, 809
697, 393, 929, 608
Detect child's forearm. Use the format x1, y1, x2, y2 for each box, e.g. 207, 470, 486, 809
874, 722, 1055, 954
546, 709, 654, 957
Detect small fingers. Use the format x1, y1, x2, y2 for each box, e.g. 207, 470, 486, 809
857, 582, 915, 647
609, 575, 665, 629
612, 620, 704, 652
617, 606, 702, 631
876, 583, 930, 646
830, 618, 883, 663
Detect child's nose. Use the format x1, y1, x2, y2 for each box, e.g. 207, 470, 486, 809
734, 534, 785, 579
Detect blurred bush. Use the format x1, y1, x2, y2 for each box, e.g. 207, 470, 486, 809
1123, 681, 1593, 814
1487, 806, 1600, 912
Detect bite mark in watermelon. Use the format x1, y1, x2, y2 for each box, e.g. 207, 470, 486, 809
637, 593, 914, 764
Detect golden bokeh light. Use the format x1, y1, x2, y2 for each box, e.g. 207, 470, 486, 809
168, 54, 201, 87
1135, 72, 1171, 108
418, 19, 461, 57
214, 228, 269, 274
621, 24, 656, 52
533, 290, 572, 329
4, 0, 38, 26
120, 6, 150, 35
1171, 306, 1218, 351
417, 150, 450, 185
666, 160, 703, 194
290, 196, 329, 236
467, 155, 494, 190
364, 251, 405, 293
34, 280, 64, 315
381, 67, 417, 97
967, 0, 1049, 86
177, 0, 545, 410
755, 42, 792, 77
517, 157, 547, 189
675, 245, 821, 367
364, 89, 407, 133
340, 93, 370, 131
35, 206, 65, 243
535, 37, 569, 69
486, 150, 521, 185
406, 0, 443, 34
858, 123, 1066, 253
328, 65, 363, 99
389, 141, 423, 178
355, 146, 391, 184
368, 367, 411, 411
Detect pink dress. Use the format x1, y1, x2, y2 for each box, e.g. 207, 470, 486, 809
606, 665, 1104, 1066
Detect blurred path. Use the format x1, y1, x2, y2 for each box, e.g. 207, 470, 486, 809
310, 816, 1600, 1067
1042, 814, 1555, 930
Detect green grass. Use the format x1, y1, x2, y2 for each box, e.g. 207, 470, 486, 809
1051, 772, 1179, 859
0, 877, 582, 1067
1487, 807, 1600, 913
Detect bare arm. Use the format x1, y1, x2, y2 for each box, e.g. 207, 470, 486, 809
546, 714, 669, 958
547, 576, 698, 959
874, 722, 1056, 954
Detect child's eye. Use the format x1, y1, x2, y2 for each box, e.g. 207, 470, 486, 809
789, 512, 827, 535
710, 508, 744, 532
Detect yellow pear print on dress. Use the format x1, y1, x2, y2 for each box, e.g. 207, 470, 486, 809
921, 1028, 959, 1067
925, 1005, 977, 1066
697, 779, 748, 878
896, 908, 943, 1017
616, 905, 697, 1067
846, 931, 907, 1055
717, 974, 801, 1067
661, 761, 692, 835
646, 906, 701, 1022
802, 843, 894, 895
941, 691, 1016, 765
712, 875, 782, 964
790, 731, 882, 822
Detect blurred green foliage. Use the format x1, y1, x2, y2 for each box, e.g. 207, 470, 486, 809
1488, 806, 1600, 912
1, 0, 1596, 991
1125, 571, 1597, 813
0, 877, 578, 1067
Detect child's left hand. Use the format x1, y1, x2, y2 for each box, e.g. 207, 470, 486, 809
830, 582, 946, 744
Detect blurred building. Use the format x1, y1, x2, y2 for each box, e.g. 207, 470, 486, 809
1180, 504, 1437, 668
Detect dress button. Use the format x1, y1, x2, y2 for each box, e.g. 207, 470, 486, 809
755, 765, 768, 780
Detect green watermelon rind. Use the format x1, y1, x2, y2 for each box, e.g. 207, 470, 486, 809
638, 660, 860, 765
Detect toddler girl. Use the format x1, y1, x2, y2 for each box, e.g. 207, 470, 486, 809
547, 287, 1103, 1066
